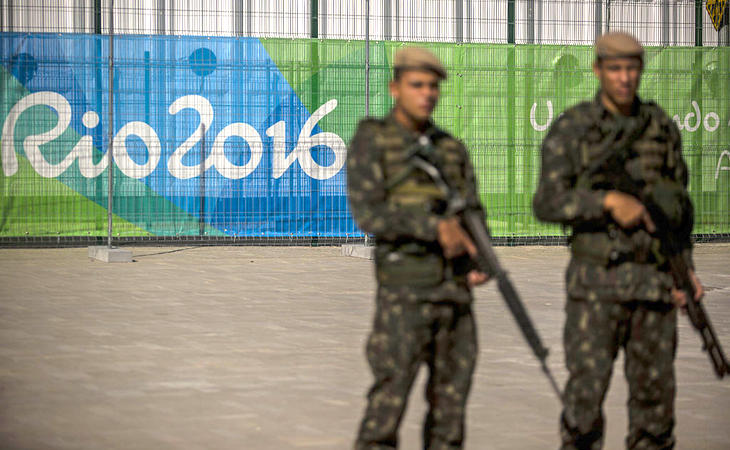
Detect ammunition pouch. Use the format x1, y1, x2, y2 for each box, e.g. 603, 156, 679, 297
375, 242, 445, 288
570, 228, 664, 267
374, 241, 473, 288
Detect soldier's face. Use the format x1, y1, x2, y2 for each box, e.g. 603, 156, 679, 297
593, 57, 642, 109
389, 70, 440, 122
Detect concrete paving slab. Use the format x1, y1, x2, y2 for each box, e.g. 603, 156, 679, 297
0, 244, 728, 449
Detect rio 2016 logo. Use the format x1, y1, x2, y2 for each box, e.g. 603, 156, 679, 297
1, 92, 347, 181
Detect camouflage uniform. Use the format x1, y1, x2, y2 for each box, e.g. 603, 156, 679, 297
348, 113, 485, 449
533, 92, 693, 449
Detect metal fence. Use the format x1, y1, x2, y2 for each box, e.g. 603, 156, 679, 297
3, 1, 728, 45
1, 1, 729, 245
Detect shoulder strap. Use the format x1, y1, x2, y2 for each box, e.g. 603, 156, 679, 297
584, 110, 651, 176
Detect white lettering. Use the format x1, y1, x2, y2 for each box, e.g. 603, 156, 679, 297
673, 101, 722, 133
684, 100, 701, 132
672, 114, 683, 130
1, 91, 73, 177
1, 92, 348, 181
704, 111, 720, 132
211, 122, 263, 179
113, 121, 162, 179
530, 100, 553, 132
74, 135, 108, 178
716, 151, 730, 180
167, 95, 214, 179
293, 99, 346, 180
267, 99, 346, 180
266, 120, 291, 178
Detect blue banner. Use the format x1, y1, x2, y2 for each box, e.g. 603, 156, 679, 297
1, 33, 357, 237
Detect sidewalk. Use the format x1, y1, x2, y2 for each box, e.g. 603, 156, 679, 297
1, 244, 729, 449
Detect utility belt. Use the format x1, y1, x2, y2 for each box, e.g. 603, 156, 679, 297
570, 227, 664, 267
374, 240, 472, 288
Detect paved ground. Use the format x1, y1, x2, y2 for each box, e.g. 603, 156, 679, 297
0, 244, 729, 449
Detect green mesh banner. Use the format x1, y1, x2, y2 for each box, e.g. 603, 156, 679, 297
267, 40, 729, 237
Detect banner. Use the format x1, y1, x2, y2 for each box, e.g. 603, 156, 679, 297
1, 33, 728, 237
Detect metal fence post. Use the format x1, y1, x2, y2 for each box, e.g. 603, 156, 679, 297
661, 0, 669, 46
107, 0, 115, 249
507, 1, 516, 235
311, 0, 318, 38
200, 123, 206, 237
88, 0, 130, 260
456, 0, 463, 42
365, 0, 370, 118
311, 0, 321, 239
94, 0, 104, 229
691, 0, 703, 197
508, 0, 515, 44
527, 0, 535, 44
364, 0, 371, 246
383, 0, 391, 40
695, 0, 703, 47
5, 0, 14, 31
720, 5, 730, 226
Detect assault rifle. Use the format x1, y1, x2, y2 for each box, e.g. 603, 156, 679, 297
655, 214, 730, 378
628, 182, 729, 379
588, 115, 730, 379
395, 145, 573, 424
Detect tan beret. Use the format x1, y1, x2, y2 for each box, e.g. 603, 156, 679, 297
393, 47, 447, 80
595, 32, 644, 61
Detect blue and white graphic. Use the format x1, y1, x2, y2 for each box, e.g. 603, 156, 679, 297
0, 33, 357, 237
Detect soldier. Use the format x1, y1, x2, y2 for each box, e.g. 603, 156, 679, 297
534, 32, 704, 449
348, 47, 490, 449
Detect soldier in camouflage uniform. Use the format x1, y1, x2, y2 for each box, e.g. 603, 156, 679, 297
348, 47, 490, 449
533, 33, 704, 449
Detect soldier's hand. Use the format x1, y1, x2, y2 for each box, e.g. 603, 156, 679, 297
437, 217, 477, 259
603, 191, 656, 232
467, 270, 490, 287
671, 269, 704, 309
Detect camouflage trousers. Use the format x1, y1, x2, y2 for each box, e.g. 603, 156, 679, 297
561, 297, 677, 450
355, 287, 478, 450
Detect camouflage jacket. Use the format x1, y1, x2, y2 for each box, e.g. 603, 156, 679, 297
534, 93, 693, 303
347, 112, 485, 303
